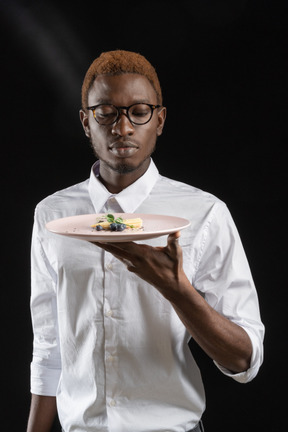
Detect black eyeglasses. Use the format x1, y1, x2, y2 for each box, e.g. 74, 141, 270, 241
86, 103, 161, 126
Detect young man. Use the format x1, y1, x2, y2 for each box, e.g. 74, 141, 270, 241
27, 50, 264, 432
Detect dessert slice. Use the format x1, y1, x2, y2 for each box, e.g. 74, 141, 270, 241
91, 214, 143, 231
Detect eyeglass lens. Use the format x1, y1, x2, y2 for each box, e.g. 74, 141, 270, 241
93, 104, 154, 125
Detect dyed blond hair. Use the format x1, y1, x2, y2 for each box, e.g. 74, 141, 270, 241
81, 50, 162, 109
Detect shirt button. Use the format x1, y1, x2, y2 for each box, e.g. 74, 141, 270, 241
109, 399, 116, 407
106, 263, 113, 271
105, 310, 113, 317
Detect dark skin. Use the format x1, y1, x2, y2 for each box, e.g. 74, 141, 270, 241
27, 395, 57, 432
27, 73, 252, 432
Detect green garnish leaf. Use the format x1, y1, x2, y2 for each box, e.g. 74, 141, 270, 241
106, 214, 115, 223
106, 214, 125, 225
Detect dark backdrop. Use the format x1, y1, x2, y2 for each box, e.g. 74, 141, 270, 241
1, 0, 286, 430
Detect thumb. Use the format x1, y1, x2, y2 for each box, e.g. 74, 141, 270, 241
167, 230, 181, 246
166, 231, 184, 273
167, 231, 182, 256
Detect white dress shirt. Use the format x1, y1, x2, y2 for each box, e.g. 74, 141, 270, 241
30, 159, 264, 432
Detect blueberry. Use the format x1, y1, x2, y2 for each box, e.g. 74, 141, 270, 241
96, 225, 103, 231
116, 223, 126, 231
110, 223, 117, 231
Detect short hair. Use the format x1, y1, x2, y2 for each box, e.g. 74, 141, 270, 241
81, 50, 162, 109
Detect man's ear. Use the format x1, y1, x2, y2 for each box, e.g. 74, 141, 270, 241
156, 106, 167, 137
79, 109, 91, 138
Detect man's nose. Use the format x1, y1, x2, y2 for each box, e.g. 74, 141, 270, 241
111, 113, 135, 136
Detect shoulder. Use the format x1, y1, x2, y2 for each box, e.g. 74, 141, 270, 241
34, 179, 90, 223
140, 173, 230, 224
156, 174, 226, 209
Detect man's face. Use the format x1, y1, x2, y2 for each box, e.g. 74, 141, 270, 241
80, 73, 166, 176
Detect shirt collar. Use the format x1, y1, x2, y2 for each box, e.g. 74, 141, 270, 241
88, 159, 159, 214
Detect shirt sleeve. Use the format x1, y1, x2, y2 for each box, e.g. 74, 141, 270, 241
30, 206, 61, 396
193, 202, 265, 383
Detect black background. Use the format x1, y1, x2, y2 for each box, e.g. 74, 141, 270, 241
1, 0, 287, 430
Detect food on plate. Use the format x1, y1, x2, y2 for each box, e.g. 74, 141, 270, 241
91, 214, 143, 232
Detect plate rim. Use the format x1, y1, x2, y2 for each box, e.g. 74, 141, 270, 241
45, 213, 191, 242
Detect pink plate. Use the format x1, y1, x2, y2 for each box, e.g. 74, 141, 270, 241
46, 213, 190, 243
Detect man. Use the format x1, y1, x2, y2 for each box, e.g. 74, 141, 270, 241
27, 50, 264, 432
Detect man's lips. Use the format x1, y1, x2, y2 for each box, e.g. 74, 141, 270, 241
109, 141, 138, 150
109, 141, 139, 157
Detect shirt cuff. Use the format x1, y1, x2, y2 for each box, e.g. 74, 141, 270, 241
213, 326, 263, 383
30, 361, 61, 396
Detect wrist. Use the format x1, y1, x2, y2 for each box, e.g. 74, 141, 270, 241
162, 270, 196, 304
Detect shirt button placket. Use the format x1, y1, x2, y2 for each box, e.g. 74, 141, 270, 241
103, 251, 118, 409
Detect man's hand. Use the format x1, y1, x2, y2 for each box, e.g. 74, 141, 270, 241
95, 231, 188, 301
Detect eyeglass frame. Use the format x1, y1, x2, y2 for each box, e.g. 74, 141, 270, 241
86, 103, 162, 126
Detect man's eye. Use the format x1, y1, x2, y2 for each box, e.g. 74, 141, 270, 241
131, 108, 149, 117
96, 109, 115, 118
98, 112, 114, 118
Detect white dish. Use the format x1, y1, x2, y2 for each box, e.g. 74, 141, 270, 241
46, 213, 190, 243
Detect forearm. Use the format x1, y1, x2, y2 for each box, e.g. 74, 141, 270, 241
27, 394, 57, 432
169, 274, 252, 373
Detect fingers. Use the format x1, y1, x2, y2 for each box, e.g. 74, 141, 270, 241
93, 233, 181, 259
92, 233, 183, 272
94, 241, 134, 261
93, 242, 135, 270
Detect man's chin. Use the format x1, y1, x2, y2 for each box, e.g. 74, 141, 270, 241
98, 154, 152, 176
108, 162, 137, 175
